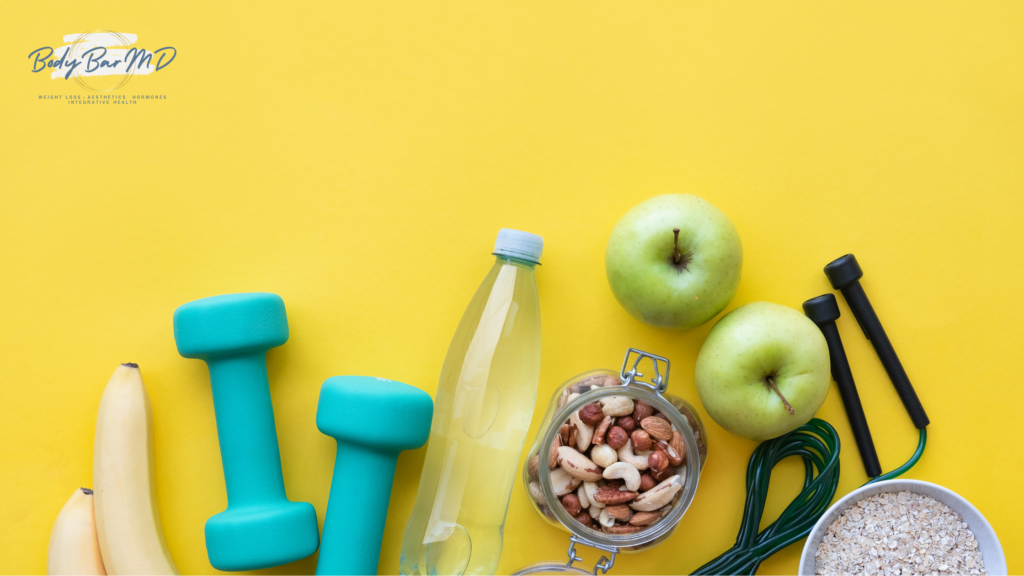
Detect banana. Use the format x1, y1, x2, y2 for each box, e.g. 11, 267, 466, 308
93, 363, 178, 575
48, 488, 106, 575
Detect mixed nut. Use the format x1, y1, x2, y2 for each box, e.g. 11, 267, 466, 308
526, 373, 702, 536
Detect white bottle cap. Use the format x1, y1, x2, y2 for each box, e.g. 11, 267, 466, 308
493, 229, 543, 263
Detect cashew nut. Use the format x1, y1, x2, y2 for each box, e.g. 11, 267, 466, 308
590, 443, 618, 468
616, 439, 650, 471
583, 481, 605, 508
629, 474, 683, 511
589, 503, 602, 518
551, 467, 583, 496
602, 461, 641, 491
556, 446, 604, 481
528, 481, 545, 504
600, 395, 635, 417
570, 410, 594, 452
598, 508, 616, 528
577, 483, 590, 509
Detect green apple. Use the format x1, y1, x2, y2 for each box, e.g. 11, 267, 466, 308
695, 302, 830, 440
605, 194, 742, 329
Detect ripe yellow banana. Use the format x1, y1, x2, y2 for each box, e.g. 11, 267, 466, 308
47, 487, 106, 575
93, 363, 178, 575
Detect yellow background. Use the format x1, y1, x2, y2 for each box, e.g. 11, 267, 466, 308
2, 2, 1022, 574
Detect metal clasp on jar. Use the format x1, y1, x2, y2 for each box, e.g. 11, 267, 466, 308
619, 348, 670, 395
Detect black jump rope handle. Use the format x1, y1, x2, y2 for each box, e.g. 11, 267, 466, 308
804, 294, 882, 477
824, 254, 930, 430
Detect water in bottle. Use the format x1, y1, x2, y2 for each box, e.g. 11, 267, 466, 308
400, 229, 543, 575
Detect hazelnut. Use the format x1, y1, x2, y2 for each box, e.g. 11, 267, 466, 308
630, 430, 652, 452
648, 450, 669, 474
617, 416, 637, 433
579, 403, 605, 426
574, 512, 592, 527
606, 426, 628, 450
650, 464, 673, 482
562, 493, 582, 516
632, 400, 654, 423
639, 473, 656, 492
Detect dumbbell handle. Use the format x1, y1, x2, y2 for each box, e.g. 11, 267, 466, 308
208, 352, 288, 505
841, 282, 930, 429
317, 443, 400, 576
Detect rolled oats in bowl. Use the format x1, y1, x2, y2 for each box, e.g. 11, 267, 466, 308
815, 491, 986, 576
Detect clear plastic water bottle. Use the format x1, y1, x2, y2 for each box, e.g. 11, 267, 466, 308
400, 229, 543, 576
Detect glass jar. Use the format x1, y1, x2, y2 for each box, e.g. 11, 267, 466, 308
517, 349, 708, 572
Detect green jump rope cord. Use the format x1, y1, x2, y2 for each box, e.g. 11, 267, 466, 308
690, 419, 927, 576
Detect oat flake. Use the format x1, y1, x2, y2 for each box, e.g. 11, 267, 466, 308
815, 491, 986, 575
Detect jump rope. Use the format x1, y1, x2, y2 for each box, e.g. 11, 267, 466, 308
691, 254, 930, 575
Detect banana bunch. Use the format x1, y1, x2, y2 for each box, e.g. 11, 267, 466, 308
47, 364, 178, 575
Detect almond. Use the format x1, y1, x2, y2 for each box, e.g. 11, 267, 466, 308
657, 440, 683, 467
640, 416, 673, 441
604, 504, 632, 521
670, 430, 687, 465
628, 510, 662, 526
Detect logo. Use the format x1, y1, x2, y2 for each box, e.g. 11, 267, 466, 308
29, 30, 176, 92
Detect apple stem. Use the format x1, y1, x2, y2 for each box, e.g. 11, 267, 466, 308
765, 376, 795, 415
673, 228, 682, 265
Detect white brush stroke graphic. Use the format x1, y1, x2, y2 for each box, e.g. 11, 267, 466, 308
48, 32, 171, 79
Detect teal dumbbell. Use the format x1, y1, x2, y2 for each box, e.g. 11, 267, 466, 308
173, 292, 319, 571
316, 376, 432, 575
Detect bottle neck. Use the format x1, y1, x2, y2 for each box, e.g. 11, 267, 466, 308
494, 254, 538, 269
